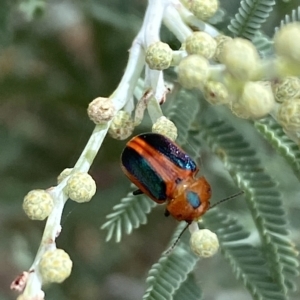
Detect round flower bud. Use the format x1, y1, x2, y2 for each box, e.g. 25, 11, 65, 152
39, 249, 72, 283
57, 168, 73, 184
273, 76, 300, 103
277, 98, 300, 131
87, 97, 115, 125
203, 81, 230, 105
214, 35, 232, 62
190, 0, 219, 21
66, 172, 96, 203
152, 116, 178, 141
190, 229, 219, 258
185, 31, 217, 59
108, 110, 134, 140
238, 81, 275, 119
274, 22, 300, 63
219, 38, 260, 80
178, 55, 210, 89
146, 42, 173, 70
23, 190, 54, 220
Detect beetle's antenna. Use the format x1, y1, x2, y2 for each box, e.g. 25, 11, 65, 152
209, 190, 244, 210
164, 191, 244, 255
164, 222, 190, 255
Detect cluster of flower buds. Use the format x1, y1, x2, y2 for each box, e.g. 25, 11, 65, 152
84, 1, 300, 144
272, 23, 300, 141
19, 170, 97, 297
142, 1, 300, 141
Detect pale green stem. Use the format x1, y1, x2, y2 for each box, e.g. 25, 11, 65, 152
112, 36, 146, 111
171, 50, 187, 66
148, 97, 164, 124
164, 3, 193, 42
189, 221, 199, 234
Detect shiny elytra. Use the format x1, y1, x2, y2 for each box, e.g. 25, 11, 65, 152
121, 133, 211, 223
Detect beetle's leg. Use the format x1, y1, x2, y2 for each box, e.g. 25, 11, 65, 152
164, 209, 170, 217
133, 189, 143, 196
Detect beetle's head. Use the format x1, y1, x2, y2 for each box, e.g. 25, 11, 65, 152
166, 177, 211, 223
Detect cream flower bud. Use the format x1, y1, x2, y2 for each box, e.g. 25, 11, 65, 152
190, 229, 219, 258
152, 116, 177, 141
39, 249, 72, 283
185, 31, 217, 59
146, 42, 173, 70
178, 55, 210, 89
273, 76, 300, 103
57, 168, 73, 184
219, 38, 260, 80
66, 172, 96, 203
203, 81, 230, 105
23, 190, 54, 220
190, 0, 219, 21
87, 97, 115, 124
238, 81, 275, 119
277, 98, 300, 132
274, 22, 300, 63
108, 110, 134, 140
214, 35, 232, 62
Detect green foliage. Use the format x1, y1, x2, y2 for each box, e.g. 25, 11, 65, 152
252, 31, 274, 58
204, 208, 287, 300
255, 117, 300, 180
228, 0, 276, 39
200, 120, 299, 295
143, 223, 200, 300
2, 1, 300, 300
101, 184, 156, 242
276, 6, 300, 30
173, 273, 202, 300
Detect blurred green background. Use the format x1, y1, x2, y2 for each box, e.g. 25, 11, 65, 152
0, 1, 299, 299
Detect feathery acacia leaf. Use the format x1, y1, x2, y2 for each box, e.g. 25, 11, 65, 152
143, 223, 199, 300
255, 117, 300, 180
101, 185, 156, 242
173, 273, 202, 300
200, 120, 299, 294
203, 209, 287, 300
228, 0, 276, 39
275, 6, 300, 31
252, 31, 274, 57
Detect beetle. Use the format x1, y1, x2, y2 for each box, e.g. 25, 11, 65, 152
121, 132, 211, 223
